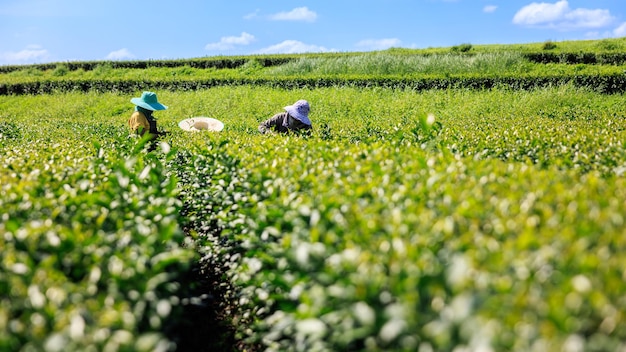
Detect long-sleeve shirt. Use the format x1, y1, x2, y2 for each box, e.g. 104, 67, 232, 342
258, 112, 312, 135
128, 107, 159, 139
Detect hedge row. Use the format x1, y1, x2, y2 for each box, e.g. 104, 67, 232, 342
2, 73, 625, 95
523, 52, 626, 65
0, 57, 295, 74
1, 51, 625, 74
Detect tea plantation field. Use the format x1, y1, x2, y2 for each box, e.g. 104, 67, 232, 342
2, 40, 626, 351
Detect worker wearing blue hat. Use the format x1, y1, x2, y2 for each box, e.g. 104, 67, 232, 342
128, 91, 169, 144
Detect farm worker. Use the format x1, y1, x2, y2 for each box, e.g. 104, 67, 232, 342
128, 91, 169, 142
258, 99, 312, 135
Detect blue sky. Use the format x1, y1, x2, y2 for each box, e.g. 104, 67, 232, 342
1, 0, 625, 65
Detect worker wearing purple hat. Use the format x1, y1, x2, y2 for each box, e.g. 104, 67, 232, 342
259, 99, 312, 135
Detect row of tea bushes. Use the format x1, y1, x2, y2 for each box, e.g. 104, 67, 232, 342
0, 134, 198, 351
188, 134, 626, 351
0, 45, 624, 75
0, 56, 295, 74
3, 70, 626, 96
523, 51, 626, 65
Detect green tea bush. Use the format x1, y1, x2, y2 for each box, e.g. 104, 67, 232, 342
0, 121, 21, 140
542, 40, 557, 50
238, 59, 265, 75
523, 52, 626, 65
267, 52, 527, 76
595, 38, 623, 51
168, 65, 196, 77
93, 62, 114, 76
209, 135, 626, 351
0, 136, 198, 351
52, 64, 69, 77
451, 43, 473, 53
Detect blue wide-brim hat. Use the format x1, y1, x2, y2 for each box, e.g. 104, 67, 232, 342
131, 91, 168, 111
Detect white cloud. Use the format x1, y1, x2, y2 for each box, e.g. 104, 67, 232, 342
614, 23, 626, 37
244, 9, 259, 20
106, 48, 135, 60
269, 7, 317, 22
0, 45, 48, 64
513, 0, 569, 25
565, 8, 615, 28
355, 38, 402, 51
513, 0, 614, 30
205, 32, 255, 51
256, 40, 331, 54
483, 5, 497, 14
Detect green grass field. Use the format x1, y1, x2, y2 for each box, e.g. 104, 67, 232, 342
2, 39, 626, 351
